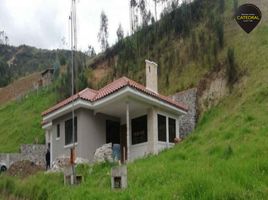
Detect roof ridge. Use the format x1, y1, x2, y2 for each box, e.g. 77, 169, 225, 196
98, 77, 125, 91
78, 88, 89, 95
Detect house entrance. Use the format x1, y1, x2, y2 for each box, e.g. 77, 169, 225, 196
106, 120, 127, 163
106, 120, 120, 144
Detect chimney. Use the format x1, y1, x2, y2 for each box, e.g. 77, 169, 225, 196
145, 60, 158, 93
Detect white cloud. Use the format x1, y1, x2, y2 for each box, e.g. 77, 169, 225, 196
0, 0, 163, 53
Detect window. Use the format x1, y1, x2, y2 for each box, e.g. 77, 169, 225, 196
132, 115, 147, 145
158, 114, 166, 142
65, 117, 77, 145
56, 124, 60, 139
169, 118, 176, 143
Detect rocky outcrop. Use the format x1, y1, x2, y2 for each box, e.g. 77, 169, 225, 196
197, 68, 229, 115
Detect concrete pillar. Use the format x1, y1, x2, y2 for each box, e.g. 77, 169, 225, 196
126, 102, 130, 161
49, 130, 53, 167
147, 107, 158, 154
176, 117, 180, 138
166, 117, 169, 148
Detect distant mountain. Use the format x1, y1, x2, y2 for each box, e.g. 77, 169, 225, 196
0, 44, 89, 87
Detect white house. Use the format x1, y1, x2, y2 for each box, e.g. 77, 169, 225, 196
41, 60, 188, 164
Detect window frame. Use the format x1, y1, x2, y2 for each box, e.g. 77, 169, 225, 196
131, 115, 148, 145
158, 114, 166, 142
65, 117, 78, 146
168, 117, 176, 143
56, 124, 60, 139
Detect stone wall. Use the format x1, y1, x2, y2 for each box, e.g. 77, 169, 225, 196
171, 88, 197, 137
0, 144, 46, 168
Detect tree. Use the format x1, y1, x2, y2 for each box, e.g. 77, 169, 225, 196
215, 19, 224, 48
227, 47, 238, 85
60, 37, 68, 49
219, 0, 225, 13
86, 45, 96, 57
0, 59, 11, 86
116, 24, 124, 42
139, 0, 151, 26
152, 0, 161, 21
0, 31, 8, 45
233, 0, 238, 17
98, 11, 109, 52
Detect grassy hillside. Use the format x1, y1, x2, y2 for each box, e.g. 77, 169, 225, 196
0, 88, 57, 152
0, 0, 268, 199
0, 73, 267, 199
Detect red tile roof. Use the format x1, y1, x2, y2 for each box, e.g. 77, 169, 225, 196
42, 77, 188, 116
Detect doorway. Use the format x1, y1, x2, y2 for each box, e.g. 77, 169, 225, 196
106, 120, 120, 144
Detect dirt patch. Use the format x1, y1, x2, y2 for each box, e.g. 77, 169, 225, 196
197, 64, 229, 116
0, 73, 41, 105
6, 160, 44, 178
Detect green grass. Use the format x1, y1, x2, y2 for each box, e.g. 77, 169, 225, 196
0, 88, 57, 152
1, 0, 268, 199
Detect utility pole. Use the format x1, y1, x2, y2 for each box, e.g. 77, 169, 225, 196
69, 0, 77, 185
154, 0, 157, 22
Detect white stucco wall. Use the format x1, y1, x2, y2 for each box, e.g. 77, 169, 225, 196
76, 109, 119, 162
129, 142, 148, 161
50, 109, 119, 163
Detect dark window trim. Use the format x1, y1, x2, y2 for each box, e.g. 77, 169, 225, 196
158, 114, 166, 142
56, 124, 60, 139
168, 117, 176, 143
65, 117, 77, 146
132, 115, 148, 145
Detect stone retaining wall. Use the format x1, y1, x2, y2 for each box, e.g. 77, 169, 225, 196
171, 88, 197, 137
0, 144, 46, 168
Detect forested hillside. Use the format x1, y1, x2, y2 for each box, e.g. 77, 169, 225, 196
88, 0, 226, 95
0, 44, 89, 88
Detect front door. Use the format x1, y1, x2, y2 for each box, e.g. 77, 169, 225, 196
120, 125, 127, 163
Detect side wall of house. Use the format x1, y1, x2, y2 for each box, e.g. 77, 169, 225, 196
50, 109, 119, 163
128, 107, 181, 161
156, 108, 180, 152
51, 113, 73, 163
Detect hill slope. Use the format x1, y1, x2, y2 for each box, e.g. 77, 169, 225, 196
0, 0, 268, 198
0, 44, 90, 88
0, 72, 41, 105
0, 88, 56, 152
